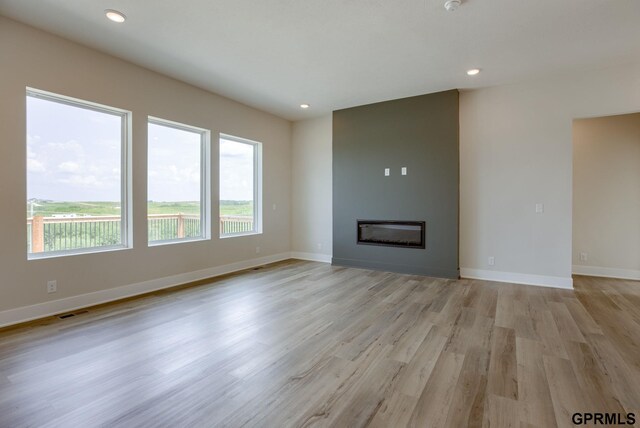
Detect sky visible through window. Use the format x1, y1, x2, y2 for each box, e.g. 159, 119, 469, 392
148, 122, 201, 202
220, 138, 254, 202
27, 96, 122, 202
27, 97, 252, 205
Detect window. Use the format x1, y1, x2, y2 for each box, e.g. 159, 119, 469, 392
147, 118, 210, 244
219, 134, 262, 237
26, 89, 131, 258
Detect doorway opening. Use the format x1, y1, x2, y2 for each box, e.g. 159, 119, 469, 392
572, 112, 640, 280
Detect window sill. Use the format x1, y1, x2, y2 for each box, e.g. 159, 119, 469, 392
28, 245, 131, 260
148, 237, 209, 247
220, 231, 262, 239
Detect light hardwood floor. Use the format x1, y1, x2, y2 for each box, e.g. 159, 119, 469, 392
1, 260, 639, 427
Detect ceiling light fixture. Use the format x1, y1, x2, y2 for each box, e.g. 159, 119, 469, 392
105, 9, 126, 23
466, 68, 481, 76
300, 104, 310, 109
444, 0, 461, 12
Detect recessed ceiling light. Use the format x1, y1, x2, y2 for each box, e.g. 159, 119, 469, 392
444, 0, 461, 11
105, 9, 126, 23
466, 68, 481, 76
300, 104, 310, 109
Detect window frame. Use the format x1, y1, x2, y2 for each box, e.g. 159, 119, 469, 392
219, 133, 263, 238
26, 87, 132, 260
147, 116, 211, 246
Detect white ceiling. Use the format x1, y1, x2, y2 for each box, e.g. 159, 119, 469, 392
1, 0, 639, 121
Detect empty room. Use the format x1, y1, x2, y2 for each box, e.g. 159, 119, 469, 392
1, 0, 639, 427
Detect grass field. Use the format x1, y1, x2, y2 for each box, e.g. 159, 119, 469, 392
27, 200, 253, 217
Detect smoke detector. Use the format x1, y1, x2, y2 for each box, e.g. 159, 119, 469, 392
444, 0, 461, 11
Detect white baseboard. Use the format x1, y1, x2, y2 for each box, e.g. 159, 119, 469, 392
1, 255, 580, 329
290, 251, 332, 263
0, 252, 291, 329
572, 265, 640, 281
460, 268, 573, 289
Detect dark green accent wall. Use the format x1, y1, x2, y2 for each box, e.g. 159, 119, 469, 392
332, 90, 459, 278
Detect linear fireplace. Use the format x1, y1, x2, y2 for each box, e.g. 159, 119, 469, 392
357, 220, 425, 249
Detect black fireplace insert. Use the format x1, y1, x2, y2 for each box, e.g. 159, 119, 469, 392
357, 220, 425, 249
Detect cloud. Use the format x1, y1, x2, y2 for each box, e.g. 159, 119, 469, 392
27, 158, 46, 173
58, 161, 80, 172
47, 140, 83, 152
27, 145, 37, 159
220, 139, 254, 158
58, 174, 107, 188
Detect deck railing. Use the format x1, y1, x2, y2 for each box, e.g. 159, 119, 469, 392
27, 215, 122, 253
220, 215, 254, 235
27, 214, 254, 253
148, 214, 202, 242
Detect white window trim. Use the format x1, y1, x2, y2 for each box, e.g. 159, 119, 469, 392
219, 133, 263, 238
147, 116, 211, 246
26, 88, 133, 260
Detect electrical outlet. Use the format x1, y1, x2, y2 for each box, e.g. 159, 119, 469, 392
256, 246, 261, 254
401, 167, 407, 175
579, 252, 588, 262
47, 280, 57, 294
317, 243, 322, 250
272, 204, 277, 211
384, 168, 390, 176
535, 203, 544, 213
488, 256, 495, 266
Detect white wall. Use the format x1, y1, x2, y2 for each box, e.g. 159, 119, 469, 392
460, 63, 640, 288
291, 116, 332, 262
572, 113, 640, 280
0, 17, 291, 324
290, 63, 640, 288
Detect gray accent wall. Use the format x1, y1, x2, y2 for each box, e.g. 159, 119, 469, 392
332, 90, 459, 278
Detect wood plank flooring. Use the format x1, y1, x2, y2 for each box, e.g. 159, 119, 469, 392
0, 260, 639, 427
